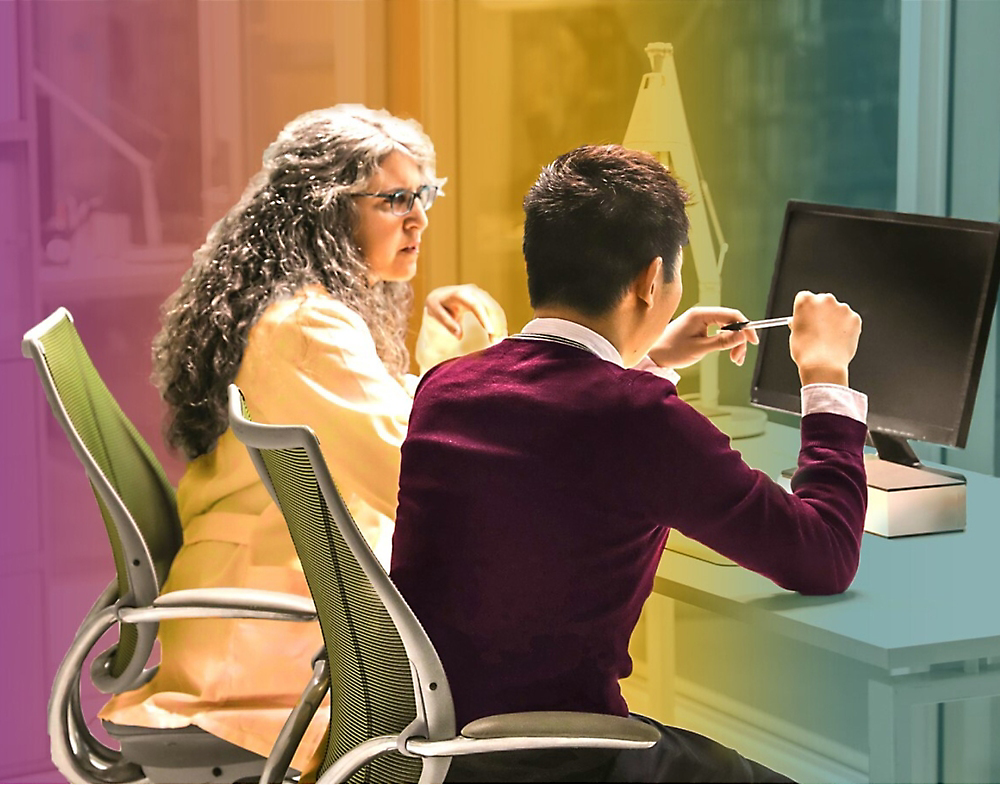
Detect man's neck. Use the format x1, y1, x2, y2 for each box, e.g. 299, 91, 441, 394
532, 305, 635, 363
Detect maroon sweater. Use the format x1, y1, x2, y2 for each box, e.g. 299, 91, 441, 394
390, 339, 867, 727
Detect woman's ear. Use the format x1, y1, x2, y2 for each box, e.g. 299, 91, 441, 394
635, 256, 663, 308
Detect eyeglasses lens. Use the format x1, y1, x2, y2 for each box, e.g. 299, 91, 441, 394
391, 186, 437, 215
418, 186, 437, 211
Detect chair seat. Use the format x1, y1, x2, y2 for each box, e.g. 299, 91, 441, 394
103, 721, 267, 768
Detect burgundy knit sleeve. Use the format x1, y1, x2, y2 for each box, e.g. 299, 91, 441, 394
642, 391, 868, 595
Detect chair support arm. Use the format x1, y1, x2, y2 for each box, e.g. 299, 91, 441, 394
261, 658, 331, 783
118, 588, 317, 623
317, 736, 398, 784
154, 587, 316, 614
119, 605, 315, 624
49, 606, 145, 783
317, 713, 659, 785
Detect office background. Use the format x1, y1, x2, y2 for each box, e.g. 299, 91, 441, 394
1, 0, 998, 781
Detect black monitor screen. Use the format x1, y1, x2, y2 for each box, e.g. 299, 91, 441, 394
751, 201, 1000, 448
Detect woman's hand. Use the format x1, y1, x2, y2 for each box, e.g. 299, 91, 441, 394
424, 284, 507, 342
648, 307, 759, 369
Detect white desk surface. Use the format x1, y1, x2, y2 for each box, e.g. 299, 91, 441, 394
656, 422, 1000, 671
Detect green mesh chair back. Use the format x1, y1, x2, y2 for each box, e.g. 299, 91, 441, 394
228, 385, 455, 783
22, 308, 181, 691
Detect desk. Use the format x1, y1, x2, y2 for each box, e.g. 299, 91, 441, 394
653, 424, 1000, 783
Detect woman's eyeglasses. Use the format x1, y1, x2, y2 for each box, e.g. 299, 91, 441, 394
354, 184, 439, 216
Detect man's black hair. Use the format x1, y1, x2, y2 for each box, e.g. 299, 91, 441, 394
523, 144, 689, 316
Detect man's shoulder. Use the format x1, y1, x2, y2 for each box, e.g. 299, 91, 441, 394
413, 339, 513, 397
417, 339, 502, 380
414, 338, 683, 411
419, 337, 601, 380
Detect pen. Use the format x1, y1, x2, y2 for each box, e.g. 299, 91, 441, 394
720, 316, 792, 332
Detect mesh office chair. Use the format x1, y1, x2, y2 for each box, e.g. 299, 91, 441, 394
22, 308, 318, 783
227, 383, 661, 784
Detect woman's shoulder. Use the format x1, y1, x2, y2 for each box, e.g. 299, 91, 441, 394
257, 285, 368, 334
246, 285, 375, 368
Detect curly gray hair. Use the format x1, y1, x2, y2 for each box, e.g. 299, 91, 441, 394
153, 105, 440, 459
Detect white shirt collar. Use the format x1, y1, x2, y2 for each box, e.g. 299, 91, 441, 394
519, 317, 625, 367
518, 317, 682, 385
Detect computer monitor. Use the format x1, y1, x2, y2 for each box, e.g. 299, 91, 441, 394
751, 200, 1000, 467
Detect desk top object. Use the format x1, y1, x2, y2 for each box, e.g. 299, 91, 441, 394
750, 201, 1000, 536
863, 455, 965, 537
656, 457, 1000, 671
779, 453, 967, 538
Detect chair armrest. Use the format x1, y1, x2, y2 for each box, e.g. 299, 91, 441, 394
155, 587, 317, 614
461, 711, 659, 743
117, 588, 317, 623
404, 711, 660, 759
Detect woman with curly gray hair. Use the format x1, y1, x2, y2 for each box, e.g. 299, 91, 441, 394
99, 105, 506, 772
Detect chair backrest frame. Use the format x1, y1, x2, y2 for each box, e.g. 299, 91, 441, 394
22, 307, 181, 692
227, 384, 455, 783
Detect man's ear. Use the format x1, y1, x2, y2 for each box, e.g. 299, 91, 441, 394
635, 256, 663, 308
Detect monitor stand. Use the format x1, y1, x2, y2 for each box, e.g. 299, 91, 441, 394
863, 432, 965, 537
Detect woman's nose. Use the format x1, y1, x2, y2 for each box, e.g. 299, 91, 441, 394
406, 198, 429, 229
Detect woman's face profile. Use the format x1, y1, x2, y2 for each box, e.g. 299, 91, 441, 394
354, 150, 430, 283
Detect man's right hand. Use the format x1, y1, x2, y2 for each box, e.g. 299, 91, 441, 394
789, 291, 861, 387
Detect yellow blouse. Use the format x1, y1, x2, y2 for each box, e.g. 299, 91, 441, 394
99, 286, 495, 771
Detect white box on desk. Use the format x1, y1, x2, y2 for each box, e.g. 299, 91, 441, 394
779, 455, 966, 537
863, 455, 965, 537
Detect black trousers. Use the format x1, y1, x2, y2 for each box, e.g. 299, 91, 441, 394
444, 713, 795, 784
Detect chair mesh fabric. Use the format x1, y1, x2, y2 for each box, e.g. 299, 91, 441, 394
258, 445, 423, 784
36, 314, 181, 677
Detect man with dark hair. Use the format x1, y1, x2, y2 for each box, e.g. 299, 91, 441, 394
391, 144, 867, 782
523, 144, 690, 318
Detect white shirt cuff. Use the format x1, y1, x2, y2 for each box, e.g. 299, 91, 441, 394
634, 356, 681, 385
801, 383, 868, 424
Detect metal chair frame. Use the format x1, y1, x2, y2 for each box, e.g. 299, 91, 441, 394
228, 383, 660, 784
23, 308, 318, 783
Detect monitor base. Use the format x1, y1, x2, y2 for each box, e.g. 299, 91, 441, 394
863, 456, 966, 537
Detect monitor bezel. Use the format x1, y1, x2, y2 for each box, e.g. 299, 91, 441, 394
750, 200, 1000, 449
